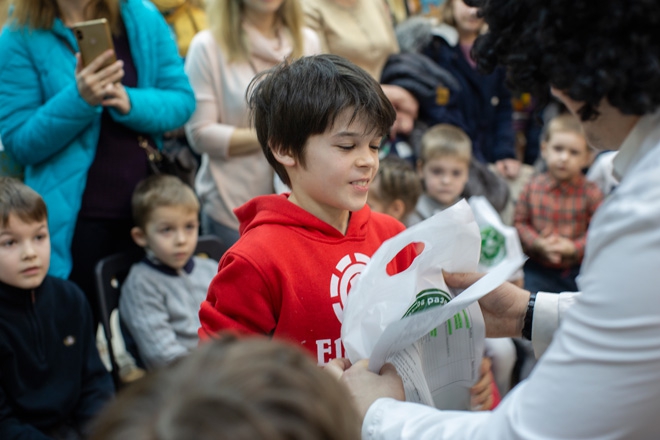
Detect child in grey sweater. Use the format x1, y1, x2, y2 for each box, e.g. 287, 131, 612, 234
119, 175, 217, 370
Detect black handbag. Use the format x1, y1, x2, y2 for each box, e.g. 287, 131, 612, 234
138, 135, 198, 187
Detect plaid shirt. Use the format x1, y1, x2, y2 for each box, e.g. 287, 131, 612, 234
514, 172, 603, 268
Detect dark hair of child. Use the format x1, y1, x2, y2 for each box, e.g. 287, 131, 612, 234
247, 54, 397, 187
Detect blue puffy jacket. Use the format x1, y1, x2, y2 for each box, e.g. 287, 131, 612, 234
0, 0, 195, 278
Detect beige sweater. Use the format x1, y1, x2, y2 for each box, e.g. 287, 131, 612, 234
185, 25, 320, 230
301, 0, 399, 80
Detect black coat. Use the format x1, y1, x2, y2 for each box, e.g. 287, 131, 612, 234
422, 36, 516, 163
0, 276, 113, 439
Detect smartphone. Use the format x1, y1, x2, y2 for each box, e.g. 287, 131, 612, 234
71, 18, 116, 69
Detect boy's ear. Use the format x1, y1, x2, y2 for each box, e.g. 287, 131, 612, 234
386, 199, 407, 222
130, 226, 148, 248
416, 159, 424, 177
270, 144, 296, 167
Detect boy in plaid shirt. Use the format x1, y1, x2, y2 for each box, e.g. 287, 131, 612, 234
514, 114, 603, 293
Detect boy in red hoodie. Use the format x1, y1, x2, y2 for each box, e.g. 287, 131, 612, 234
198, 54, 414, 365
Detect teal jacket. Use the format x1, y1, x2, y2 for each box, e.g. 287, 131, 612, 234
0, 0, 195, 278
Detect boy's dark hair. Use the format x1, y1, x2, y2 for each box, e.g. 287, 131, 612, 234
247, 54, 396, 187
90, 335, 361, 440
0, 177, 47, 227
470, 0, 660, 121
375, 157, 422, 217
132, 175, 199, 230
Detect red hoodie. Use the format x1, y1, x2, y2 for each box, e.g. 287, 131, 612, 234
199, 194, 414, 365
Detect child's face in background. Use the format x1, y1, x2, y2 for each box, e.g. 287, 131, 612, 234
452, 0, 485, 36
366, 175, 388, 214
133, 205, 199, 270
419, 155, 469, 206
0, 215, 50, 290
542, 130, 591, 182
367, 175, 404, 222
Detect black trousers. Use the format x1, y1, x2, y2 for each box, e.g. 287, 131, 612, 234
68, 217, 139, 328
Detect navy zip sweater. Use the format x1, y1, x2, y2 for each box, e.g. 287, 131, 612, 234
0, 276, 113, 439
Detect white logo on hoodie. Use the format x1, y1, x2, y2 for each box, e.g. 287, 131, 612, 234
330, 253, 370, 323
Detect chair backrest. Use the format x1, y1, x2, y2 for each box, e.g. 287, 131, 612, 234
195, 235, 225, 261
94, 235, 224, 388
95, 247, 144, 388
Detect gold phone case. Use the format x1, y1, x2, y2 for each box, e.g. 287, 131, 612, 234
71, 18, 116, 69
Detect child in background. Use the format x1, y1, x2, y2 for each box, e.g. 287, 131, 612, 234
199, 54, 415, 366
0, 177, 113, 439
366, 156, 422, 224
90, 335, 361, 440
407, 124, 471, 227
119, 175, 217, 370
514, 114, 603, 293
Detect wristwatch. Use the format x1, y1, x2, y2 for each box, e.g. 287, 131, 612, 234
522, 292, 537, 341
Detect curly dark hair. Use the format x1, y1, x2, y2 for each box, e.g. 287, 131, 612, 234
469, 0, 660, 120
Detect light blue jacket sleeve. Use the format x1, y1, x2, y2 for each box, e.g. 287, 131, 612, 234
0, 30, 100, 166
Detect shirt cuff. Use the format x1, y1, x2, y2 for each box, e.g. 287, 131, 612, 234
532, 291, 579, 357
362, 398, 392, 440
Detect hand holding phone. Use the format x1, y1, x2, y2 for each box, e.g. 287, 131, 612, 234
72, 19, 126, 107
71, 18, 116, 69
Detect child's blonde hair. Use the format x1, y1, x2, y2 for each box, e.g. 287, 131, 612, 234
542, 113, 586, 143
374, 157, 422, 218
131, 175, 199, 230
0, 177, 48, 228
419, 124, 472, 164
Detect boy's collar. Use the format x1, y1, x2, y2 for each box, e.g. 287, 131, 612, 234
0, 278, 43, 305
612, 109, 660, 181
142, 252, 195, 276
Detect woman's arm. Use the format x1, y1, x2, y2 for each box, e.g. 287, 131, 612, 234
184, 33, 261, 159
0, 31, 100, 166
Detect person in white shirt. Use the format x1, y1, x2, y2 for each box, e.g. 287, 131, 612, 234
326, 1, 660, 438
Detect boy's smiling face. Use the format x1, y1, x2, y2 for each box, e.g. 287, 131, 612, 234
277, 111, 382, 234
0, 214, 50, 290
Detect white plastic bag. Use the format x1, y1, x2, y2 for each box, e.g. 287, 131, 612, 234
342, 201, 485, 409
469, 196, 524, 280
341, 200, 525, 409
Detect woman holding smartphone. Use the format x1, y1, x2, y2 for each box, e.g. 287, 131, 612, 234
0, 0, 195, 326
184, 0, 319, 251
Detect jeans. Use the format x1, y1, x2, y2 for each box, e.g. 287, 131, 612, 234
523, 259, 580, 294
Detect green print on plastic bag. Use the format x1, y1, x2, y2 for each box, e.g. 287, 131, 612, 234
402, 288, 452, 318
480, 225, 506, 267
402, 288, 471, 337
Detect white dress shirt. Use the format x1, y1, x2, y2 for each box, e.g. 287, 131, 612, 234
363, 109, 660, 440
